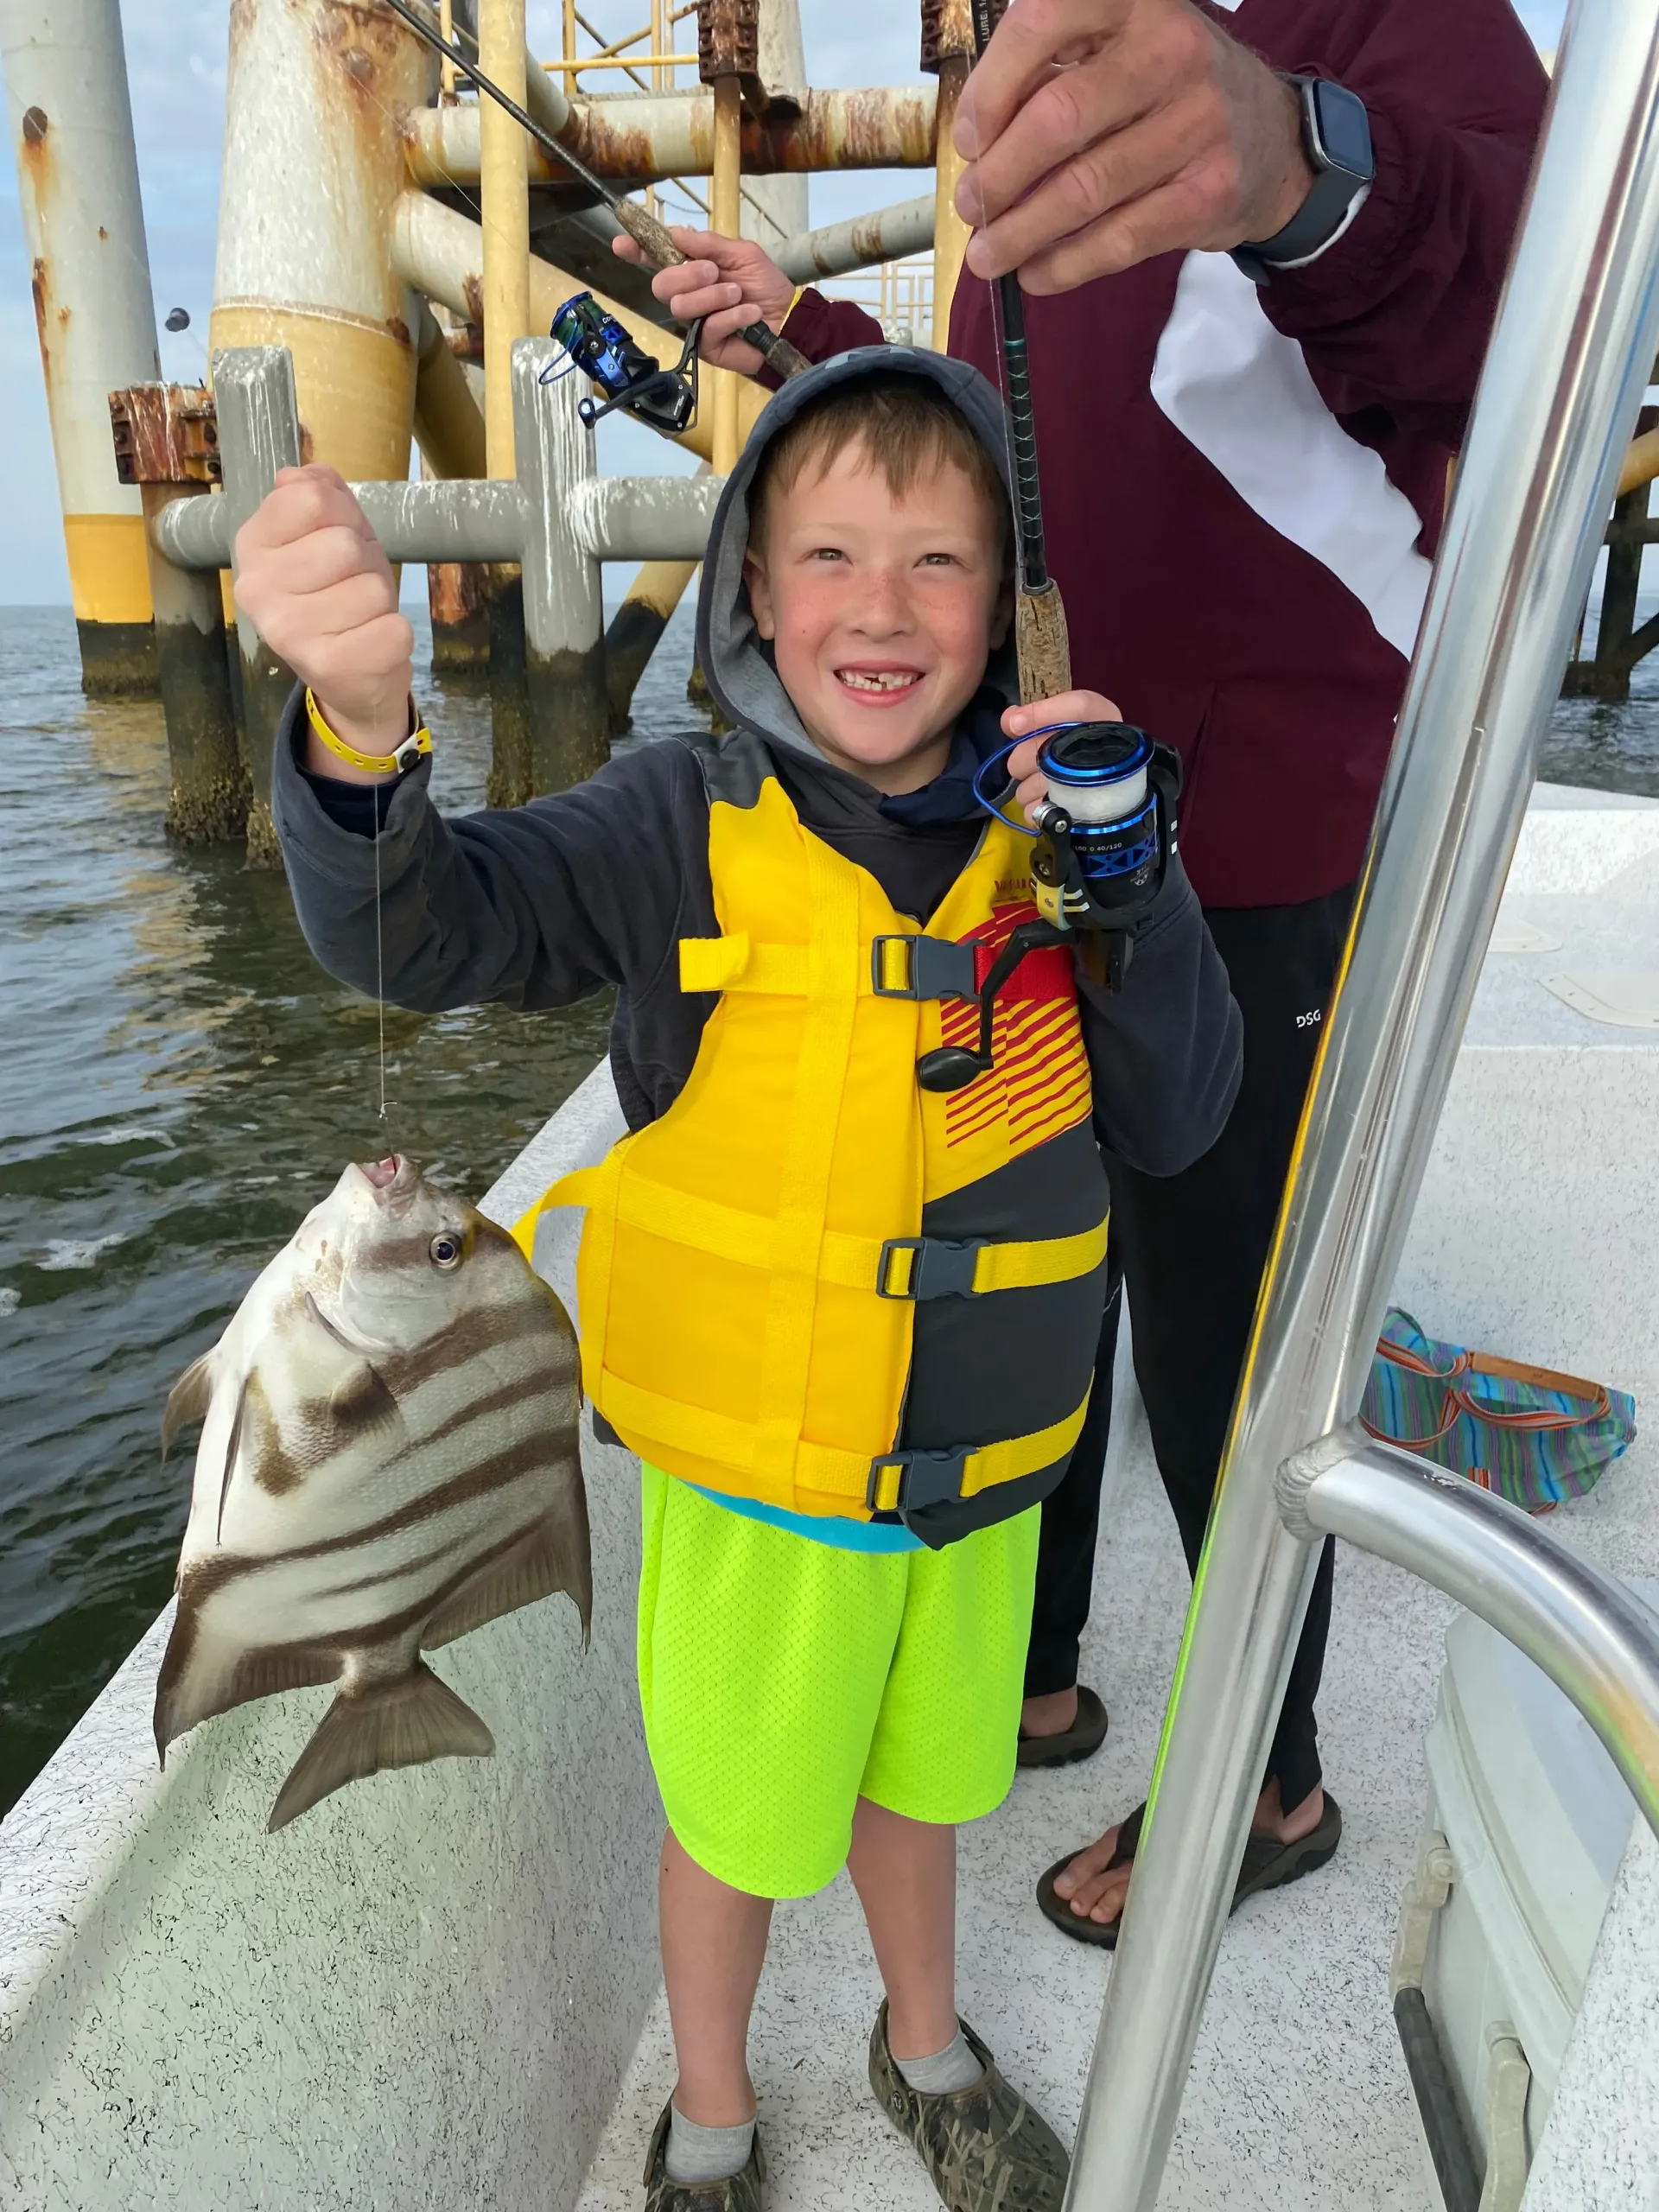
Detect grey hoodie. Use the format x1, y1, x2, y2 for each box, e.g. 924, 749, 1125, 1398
271, 346, 1241, 1174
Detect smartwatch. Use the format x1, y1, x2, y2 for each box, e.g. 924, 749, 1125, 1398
1231, 77, 1374, 286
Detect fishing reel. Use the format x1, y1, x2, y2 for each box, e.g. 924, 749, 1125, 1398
545, 291, 704, 435
973, 721, 1182, 995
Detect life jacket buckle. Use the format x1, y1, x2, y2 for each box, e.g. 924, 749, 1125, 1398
866, 1444, 970, 1516
876, 1236, 986, 1300
870, 935, 979, 1001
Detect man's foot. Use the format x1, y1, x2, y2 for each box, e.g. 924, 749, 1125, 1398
1015, 1684, 1109, 1769
642, 2101, 766, 2210
868, 2001, 1068, 2211
1035, 1783, 1341, 1949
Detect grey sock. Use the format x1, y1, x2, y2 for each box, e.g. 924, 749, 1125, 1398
895, 2025, 985, 2096
665, 2106, 755, 2186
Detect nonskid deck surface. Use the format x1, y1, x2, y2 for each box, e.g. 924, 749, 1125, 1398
575, 1405, 1457, 2212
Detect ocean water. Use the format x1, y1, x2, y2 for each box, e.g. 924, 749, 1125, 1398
1, 601, 1656, 1821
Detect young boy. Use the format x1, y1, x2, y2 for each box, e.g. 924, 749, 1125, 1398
240, 348, 1241, 2211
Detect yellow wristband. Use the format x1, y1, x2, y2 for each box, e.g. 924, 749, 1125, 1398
305, 688, 433, 775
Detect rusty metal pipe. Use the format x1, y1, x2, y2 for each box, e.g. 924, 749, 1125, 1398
404, 83, 938, 184
1, 0, 161, 693
413, 300, 487, 480
772, 195, 935, 284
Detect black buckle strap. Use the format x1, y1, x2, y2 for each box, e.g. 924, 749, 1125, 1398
866, 1445, 970, 1516
876, 1236, 986, 1300
870, 935, 978, 1001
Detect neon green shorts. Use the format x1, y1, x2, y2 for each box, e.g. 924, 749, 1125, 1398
636, 1463, 1041, 1899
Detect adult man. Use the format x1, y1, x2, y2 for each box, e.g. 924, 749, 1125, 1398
618, 0, 1548, 1942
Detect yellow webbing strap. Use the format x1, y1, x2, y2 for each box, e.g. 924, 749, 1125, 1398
751, 837, 861, 1484
603, 1170, 1108, 1298
601, 1374, 1092, 1510
677, 935, 875, 996
862, 1394, 1092, 1512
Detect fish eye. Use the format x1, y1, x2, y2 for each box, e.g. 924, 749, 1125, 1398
429, 1230, 464, 1271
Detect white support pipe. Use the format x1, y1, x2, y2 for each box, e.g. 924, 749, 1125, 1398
773, 195, 935, 284
570, 473, 724, 563
0, 0, 159, 690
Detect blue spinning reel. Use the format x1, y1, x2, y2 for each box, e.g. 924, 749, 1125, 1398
973, 721, 1182, 990
546, 292, 705, 435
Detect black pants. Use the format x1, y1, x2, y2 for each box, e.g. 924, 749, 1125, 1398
1026, 884, 1356, 1813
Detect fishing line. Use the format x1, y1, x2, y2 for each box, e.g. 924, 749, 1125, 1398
373, 795, 389, 1124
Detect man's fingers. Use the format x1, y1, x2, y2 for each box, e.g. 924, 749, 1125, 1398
955, 0, 1130, 159
957, 31, 1166, 230
1007, 162, 1236, 294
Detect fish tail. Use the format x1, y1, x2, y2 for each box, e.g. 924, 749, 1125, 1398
266, 1662, 495, 1833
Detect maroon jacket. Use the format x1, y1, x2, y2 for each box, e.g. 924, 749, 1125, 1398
776, 0, 1548, 907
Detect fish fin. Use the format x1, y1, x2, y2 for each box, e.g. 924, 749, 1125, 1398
154, 1615, 338, 1760
266, 1662, 494, 1833
421, 1495, 593, 1654
216, 1378, 248, 1545
327, 1360, 400, 1433
162, 1352, 216, 1459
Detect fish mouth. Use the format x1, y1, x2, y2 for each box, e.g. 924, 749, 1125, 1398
353, 1155, 415, 1204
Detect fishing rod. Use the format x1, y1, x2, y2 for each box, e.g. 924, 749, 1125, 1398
967, 0, 1071, 702
379, 0, 811, 385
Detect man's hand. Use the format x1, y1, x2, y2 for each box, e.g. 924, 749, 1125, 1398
955, 0, 1314, 295
1002, 688, 1122, 822
612, 226, 795, 374
233, 464, 414, 784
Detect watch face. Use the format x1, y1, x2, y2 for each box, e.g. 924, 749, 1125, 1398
1310, 81, 1374, 182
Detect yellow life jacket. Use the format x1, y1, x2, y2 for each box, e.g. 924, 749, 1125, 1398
515, 747, 1110, 1542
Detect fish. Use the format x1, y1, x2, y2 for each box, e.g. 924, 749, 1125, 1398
153, 1153, 589, 1833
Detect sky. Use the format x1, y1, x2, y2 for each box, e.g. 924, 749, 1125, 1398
0, 0, 1567, 605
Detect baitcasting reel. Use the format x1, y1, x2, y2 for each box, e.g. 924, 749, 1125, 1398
545, 291, 704, 434
914, 721, 1180, 1093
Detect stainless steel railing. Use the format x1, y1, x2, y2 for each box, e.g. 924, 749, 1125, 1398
1063, 1, 1659, 2204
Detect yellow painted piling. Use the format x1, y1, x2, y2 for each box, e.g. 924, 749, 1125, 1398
922, 0, 975, 349
711, 73, 743, 475
479, 0, 532, 479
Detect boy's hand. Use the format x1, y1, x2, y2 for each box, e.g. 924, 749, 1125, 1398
1002, 690, 1122, 823
234, 465, 415, 783
611, 226, 796, 374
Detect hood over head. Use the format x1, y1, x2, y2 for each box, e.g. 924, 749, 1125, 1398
694, 346, 1018, 760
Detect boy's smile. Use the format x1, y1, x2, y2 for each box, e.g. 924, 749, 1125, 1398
743, 441, 1011, 795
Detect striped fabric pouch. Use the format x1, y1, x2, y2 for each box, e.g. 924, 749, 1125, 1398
1361, 1308, 1637, 1515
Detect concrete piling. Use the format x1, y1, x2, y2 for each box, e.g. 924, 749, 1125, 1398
514, 339, 608, 794
0, 0, 161, 694
109, 384, 245, 842
212, 0, 433, 489
214, 348, 302, 869
607, 556, 700, 733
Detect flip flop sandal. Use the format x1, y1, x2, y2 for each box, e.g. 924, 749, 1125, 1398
1016, 1685, 1109, 1769
1035, 1794, 1343, 1951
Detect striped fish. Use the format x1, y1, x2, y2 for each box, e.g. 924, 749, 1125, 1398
154, 1154, 589, 1833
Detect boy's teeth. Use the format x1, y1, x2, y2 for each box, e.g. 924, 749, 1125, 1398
838, 671, 916, 691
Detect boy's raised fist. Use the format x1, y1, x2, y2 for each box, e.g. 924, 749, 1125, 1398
233, 463, 415, 776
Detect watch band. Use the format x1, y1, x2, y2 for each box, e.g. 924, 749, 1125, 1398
1231, 77, 1374, 286
305, 688, 433, 775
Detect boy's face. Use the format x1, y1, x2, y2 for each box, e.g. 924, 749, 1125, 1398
743, 439, 1011, 794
